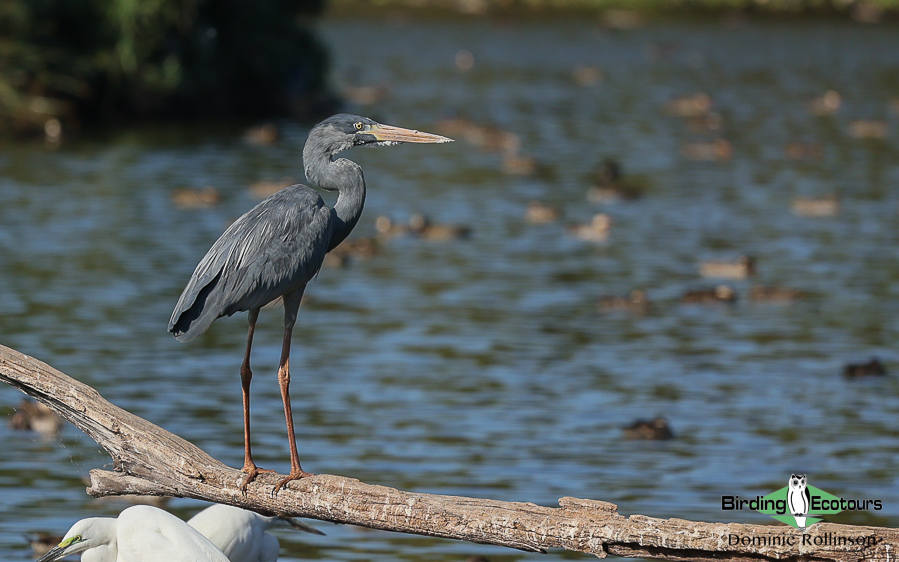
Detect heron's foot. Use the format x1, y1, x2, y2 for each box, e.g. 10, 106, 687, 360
272, 468, 314, 495
239, 463, 276, 493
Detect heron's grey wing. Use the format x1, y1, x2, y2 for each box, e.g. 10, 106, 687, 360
169, 185, 333, 341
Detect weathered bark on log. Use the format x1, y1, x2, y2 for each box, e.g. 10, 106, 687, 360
1, 343, 896, 561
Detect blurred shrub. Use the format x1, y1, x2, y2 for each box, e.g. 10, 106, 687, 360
0, 0, 335, 137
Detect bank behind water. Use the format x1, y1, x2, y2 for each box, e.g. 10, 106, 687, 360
328, 0, 899, 19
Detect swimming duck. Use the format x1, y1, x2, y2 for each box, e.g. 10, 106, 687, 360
586, 159, 643, 203
572, 65, 604, 87
336, 237, 380, 258
243, 123, 279, 146
598, 290, 651, 314
843, 358, 887, 379
808, 90, 841, 116
433, 117, 519, 153
374, 215, 411, 239
501, 151, 540, 176
525, 201, 560, 224
848, 120, 888, 139
408, 213, 472, 240
699, 256, 755, 279
623, 417, 674, 440
171, 187, 220, 209
376, 214, 471, 241
681, 138, 732, 161
8, 399, 63, 435
341, 80, 390, 106
681, 285, 737, 304
791, 195, 840, 217
664, 92, 712, 118
27, 532, 64, 558
568, 213, 612, 243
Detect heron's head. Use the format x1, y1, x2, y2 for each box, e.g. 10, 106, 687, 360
38, 518, 116, 562
308, 113, 453, 157
303, 114, 453, 191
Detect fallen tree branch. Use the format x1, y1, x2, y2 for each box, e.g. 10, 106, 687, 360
1, 343, 895, 561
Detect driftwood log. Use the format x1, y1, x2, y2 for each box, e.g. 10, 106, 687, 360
1, 343, 896, 561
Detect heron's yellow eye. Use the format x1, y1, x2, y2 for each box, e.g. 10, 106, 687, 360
354, 122, 364, 130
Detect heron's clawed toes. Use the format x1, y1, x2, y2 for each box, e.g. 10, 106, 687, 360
272, 469, 314, 495
239, 464, 276, 493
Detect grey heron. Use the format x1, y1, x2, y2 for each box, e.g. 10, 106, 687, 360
168, 114, 452, 492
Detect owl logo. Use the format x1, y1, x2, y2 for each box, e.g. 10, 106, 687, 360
788, 474, 811, 528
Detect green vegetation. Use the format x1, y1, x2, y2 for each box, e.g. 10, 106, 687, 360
2, 0, 894, 138
0, 0, 335, 138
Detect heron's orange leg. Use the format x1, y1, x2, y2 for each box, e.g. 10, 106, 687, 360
239, 309, 274, 492
273, 290, 313, 494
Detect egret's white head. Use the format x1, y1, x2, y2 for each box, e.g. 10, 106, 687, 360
38, 517, 117, 562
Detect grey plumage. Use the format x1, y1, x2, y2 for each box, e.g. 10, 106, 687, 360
168, 185, 332, 342
167, 113, 452, 492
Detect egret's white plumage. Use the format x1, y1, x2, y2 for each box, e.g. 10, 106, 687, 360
37, 505, 230, 562
187, 504, 323, 562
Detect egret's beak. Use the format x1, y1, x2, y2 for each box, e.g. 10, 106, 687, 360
369, 124, 453, 144
37, 545, 69, 562
38, 535, 85, 562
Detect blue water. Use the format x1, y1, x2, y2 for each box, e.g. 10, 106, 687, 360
2, 14, 899, 561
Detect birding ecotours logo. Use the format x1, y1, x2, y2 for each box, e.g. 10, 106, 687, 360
787, 474, 811, 528
721, 474, 883, 529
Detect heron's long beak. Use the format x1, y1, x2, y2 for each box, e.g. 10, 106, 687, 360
370, 124, 453, 144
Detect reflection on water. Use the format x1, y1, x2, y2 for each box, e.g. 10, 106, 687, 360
2, 14, 899, 561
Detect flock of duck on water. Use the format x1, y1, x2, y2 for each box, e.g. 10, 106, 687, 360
117, 88, 894, 432
171, 90, 883, 337
11, 82, 893, 559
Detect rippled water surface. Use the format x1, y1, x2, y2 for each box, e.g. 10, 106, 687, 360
2, 14, 899, 562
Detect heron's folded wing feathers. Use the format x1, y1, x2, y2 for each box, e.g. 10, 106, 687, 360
168, 185, 333, 339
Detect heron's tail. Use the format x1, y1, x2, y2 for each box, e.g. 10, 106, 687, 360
168, 273, 223, 342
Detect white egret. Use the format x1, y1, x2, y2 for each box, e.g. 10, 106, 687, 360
37, 505, 229, 562
187, 504, 324, 562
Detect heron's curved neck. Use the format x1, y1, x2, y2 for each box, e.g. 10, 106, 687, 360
304, 150, 366, 252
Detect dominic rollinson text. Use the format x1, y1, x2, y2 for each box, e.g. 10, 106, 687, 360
728, 533, 878, 548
